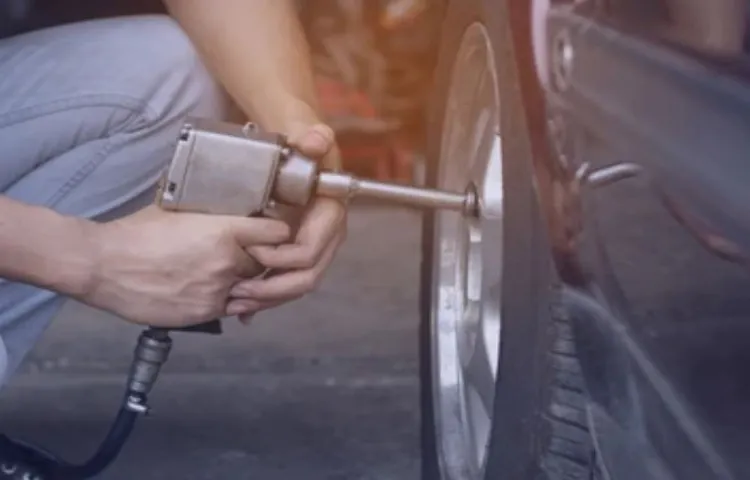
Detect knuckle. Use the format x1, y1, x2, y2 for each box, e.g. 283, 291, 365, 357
318, 123, 335, 141
249, 248, 268, 264
254, 249, 278, 269
214, 261, 231, 276
216, 224, 235, 241
300, 272, 320, 293
296, 247, 319, 269
216, 254, 239, 275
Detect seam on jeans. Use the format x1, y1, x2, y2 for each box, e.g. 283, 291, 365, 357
45, 137, 116, 207
41, 94, 162, 208
6, 91, 163, 207
0, 93, 152, 131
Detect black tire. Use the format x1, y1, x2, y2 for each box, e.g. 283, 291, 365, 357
418, 1, 598, 478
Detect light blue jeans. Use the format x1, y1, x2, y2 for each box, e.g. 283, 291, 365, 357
0, 15, 229, 386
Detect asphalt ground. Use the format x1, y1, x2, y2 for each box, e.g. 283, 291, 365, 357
0, 207, 423, 480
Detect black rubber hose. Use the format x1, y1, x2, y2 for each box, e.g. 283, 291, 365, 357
1, 327, 179, 478
0, 394, 142, 480
51, 397, 140, 480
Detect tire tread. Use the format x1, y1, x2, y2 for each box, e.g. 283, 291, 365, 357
420, 1, 599, 479
543, 303, 598, 479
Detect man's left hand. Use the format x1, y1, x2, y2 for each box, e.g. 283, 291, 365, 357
228, 122, 347, 318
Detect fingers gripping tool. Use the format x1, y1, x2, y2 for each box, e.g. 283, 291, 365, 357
154, 117, 479, 335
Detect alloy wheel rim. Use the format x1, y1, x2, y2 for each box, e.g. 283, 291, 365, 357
430, 22, 504, 478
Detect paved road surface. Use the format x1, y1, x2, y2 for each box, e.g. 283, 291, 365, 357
0, 207, 423, 480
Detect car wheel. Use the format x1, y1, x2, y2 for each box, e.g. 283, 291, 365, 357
419, 1, 600, 478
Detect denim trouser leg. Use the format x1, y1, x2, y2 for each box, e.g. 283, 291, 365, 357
0, 15, 229, 386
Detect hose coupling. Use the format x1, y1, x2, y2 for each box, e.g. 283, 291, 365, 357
125, 328, 172, 414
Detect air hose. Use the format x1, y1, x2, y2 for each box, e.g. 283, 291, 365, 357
0, 327, 174, 480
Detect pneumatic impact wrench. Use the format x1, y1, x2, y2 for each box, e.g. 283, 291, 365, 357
0, 118, 478, 479
160, 117, 477, 217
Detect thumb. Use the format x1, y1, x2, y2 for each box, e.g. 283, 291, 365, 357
286, 123, 335, 158
229, 217, 291, 246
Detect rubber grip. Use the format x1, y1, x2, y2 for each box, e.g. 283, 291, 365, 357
174, 319, 223, 335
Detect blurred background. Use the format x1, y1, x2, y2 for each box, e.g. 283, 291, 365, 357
0, 0, 446, 184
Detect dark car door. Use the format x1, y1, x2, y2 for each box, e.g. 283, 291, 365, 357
544, 2, 750, 479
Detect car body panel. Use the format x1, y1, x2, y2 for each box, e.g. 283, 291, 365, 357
532, 4, 750, 480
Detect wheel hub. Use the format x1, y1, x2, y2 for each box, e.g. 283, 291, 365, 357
430, 22, 504, 479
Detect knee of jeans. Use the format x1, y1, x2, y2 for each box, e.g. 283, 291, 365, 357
122, 15, 229, 126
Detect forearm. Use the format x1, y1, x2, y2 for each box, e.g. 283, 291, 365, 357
0, 196, 95, 297
164, 0, 321, 134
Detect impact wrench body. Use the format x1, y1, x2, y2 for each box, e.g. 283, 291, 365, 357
157, 117, 478, 218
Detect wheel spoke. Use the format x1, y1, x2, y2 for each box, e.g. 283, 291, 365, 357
463, 319, 497, 416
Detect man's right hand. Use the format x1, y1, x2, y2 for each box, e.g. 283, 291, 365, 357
79, 205, 290, 328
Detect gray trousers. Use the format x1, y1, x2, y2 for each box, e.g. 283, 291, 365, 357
0, 15, 228, 386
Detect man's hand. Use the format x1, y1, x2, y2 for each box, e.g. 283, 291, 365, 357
164, 0, 348, 318
80, 206, 290, 327
228, 123, 348, 317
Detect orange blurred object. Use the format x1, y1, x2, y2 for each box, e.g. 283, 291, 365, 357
315, 75, 414, 183
380, 0, 429, 30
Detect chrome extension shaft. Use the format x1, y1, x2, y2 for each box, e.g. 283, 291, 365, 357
316, 172, 476, 214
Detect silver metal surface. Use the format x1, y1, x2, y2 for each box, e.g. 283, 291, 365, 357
272, 151, 320, 207
532, 0, 551, 87
429, 21, 504, 479
158, 117, 284, 216
552, 27, 574, 92
317, 172, 475, 213
159, 118, 477, 217
127, 330, 172, 398
125, 395, 150, 415
584, 162, 643, 188
315, 171, 353, 199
